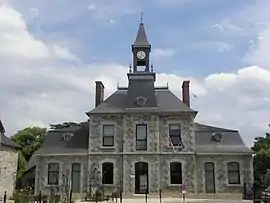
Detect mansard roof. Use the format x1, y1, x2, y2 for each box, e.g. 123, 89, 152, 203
35, 122, 88, 155
194, 123, 253, 154
87, 87, 197, 115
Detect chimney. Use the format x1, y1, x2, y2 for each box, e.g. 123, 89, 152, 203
95, 81, 104, 107
182, 80, 190, 107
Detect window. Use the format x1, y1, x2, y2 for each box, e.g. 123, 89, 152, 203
170, 162, 182, 184
169, 124, 182, 146
71, 163, 81, 193
136, 124, 147, 150
227, 162, 240, 184
102, 162, 114, 184
103, 125, 114, 147
48, 163, 59, 185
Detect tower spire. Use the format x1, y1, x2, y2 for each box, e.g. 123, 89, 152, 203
132, 15, 150, 47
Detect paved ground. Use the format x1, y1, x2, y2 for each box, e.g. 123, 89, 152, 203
78, 198, 253, 203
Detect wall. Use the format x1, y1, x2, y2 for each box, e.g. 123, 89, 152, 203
0, 149, 18, 198
35, 155, 88, 195
196, 154, 253, 194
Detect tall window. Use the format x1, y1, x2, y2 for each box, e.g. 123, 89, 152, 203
169, 124, 182, 146
102, 162, 114, 184
227, 162, 240, 184
71, 163, 81, 193
103, 125, 114, 147
170, 162, 182, 184
48, 163, 59, 185
136, 124, 147, 150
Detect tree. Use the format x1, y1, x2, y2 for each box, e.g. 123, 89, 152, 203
252, 124, 270, 187
11, 127, 47, 162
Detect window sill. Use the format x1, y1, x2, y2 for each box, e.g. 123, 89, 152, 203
168, 184, 182, 187
227, 183, 242, 187
100, 146, 115, 149
103, 184, 115, 187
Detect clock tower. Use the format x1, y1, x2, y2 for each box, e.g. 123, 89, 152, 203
132, 22, 151, 72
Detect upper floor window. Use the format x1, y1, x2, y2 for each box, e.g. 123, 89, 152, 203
102, 162, 114, 185
136, 124, 147, 150
170, 162, 182, 184
227, 162, 240, 184
102, 125, 114, 147
48, 163, 59, 185
169, 124, 182, 146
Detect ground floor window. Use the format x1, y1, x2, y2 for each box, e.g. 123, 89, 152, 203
71, 163, 81, 192
170, 162, 182, 184
48, 163, 59, 185
227, 162, 240, 184
102, 162, 114, 184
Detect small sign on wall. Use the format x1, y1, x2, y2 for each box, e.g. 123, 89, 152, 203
130, 174, 135, 178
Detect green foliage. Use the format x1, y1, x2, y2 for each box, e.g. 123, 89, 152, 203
11, 127, 47, 162
252, 124, 270, 186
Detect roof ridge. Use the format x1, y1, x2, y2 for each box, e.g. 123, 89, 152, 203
195, 123, 238, 132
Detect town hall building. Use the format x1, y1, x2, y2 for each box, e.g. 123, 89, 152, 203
30, 21, 254, 198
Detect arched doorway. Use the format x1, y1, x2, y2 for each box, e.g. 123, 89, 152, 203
135, 162, 148, 194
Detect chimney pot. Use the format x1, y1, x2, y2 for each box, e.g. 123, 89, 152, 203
182, 80, 190, 107
95, 81, 104, 107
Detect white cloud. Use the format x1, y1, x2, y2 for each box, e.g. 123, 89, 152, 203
0, 4, 269, 149
152, 48, 176, 58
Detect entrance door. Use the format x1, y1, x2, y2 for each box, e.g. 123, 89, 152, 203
205, 162, 215, 193
135, 162, 148, 194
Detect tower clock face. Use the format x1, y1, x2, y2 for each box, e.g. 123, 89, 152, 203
137, 51, 146, 59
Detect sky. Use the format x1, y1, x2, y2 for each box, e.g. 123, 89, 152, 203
0, 0, 269, 147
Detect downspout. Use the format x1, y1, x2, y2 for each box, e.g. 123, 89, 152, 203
158, 115, 161, 195
121, 114, 124, 200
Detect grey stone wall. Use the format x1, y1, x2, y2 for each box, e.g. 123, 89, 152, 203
0, 150, 18, 198
196, 155, 253, 194
35, 155, 88, 195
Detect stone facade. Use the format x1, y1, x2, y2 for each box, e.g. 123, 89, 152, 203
0, 149, 18, 198
35, 155, 88, 195
36, 112, 253, 198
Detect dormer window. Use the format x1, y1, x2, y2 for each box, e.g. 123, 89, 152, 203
211, 132, 224, 143
135, 96, 147, 106
62, 132, 73, 142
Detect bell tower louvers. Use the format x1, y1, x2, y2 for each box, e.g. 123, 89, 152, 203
125, 21, 158, 108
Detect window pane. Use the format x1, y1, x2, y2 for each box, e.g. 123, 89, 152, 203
170, 136, 181, 146
169, 124, 181, 136
228, 162, 239, 171
228, 172, 240, 184
48, 163, 59, 185
205, 162, 214, 171
48, 163, 59, 171
170, 162, 182, 184
136, 125, 147, 139
136, 140, 147, 150
102, 163, 114, 184
103, 125, 114, 136
103, 136, 114, 146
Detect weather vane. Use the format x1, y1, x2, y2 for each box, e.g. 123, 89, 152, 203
140, 12, 144, 23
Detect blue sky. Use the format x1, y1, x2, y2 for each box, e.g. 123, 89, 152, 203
0, 0, 269, 147
10, 0, 255, 76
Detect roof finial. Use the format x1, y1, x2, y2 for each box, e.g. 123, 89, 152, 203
140, 12, 144, 23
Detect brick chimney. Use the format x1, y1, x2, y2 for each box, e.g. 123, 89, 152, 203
182, 80, 190, 107
95, 81, 104, 107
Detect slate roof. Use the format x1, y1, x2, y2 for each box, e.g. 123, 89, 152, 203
0, 120, 5, 133
87, 87, 197, 115
0, 120, 20, 149
35, 123, 88, 155
194, 123, 253, 154
132, 23, 150, 47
